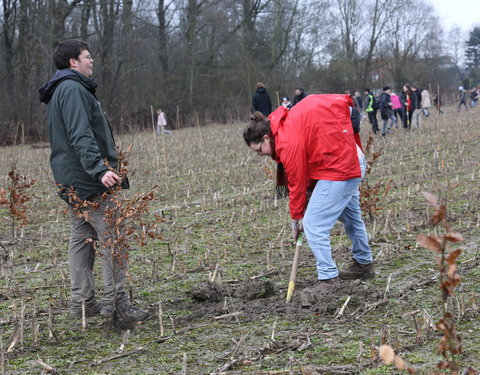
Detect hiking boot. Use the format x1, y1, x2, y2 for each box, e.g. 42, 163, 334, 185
100, 304, 115, 317
303, 277, 339, 293
101, 303, 150, 321
70, 302, 102, 319
117, 303, 150, 322
339, 260, 374, 280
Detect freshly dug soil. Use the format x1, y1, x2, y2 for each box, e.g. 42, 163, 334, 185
179, 278, 381, 323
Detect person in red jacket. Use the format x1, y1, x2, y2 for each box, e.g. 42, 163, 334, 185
243, 94, 374, 292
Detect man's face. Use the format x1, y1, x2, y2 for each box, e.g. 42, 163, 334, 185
70, 49, 94, 78
295, 89, 301, 96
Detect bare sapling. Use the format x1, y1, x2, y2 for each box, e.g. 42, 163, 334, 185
379, 191, 470, 374
416, 192, 463, 374
359, 134, 392, 220
65, 145, 164, 328
0, 167, 36, 238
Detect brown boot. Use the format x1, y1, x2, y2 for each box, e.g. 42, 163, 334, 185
339, 260, 374, 280
303, 277, 339, 293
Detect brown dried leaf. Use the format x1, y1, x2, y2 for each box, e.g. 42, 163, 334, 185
447, 248, 462, 264
437, 360, 450, 369
422, 191, 438, 206
379, 345, 395, 364
394, 355, 405, 370
416, 234, 443, 252
447, 264, 457, 278
444, 233, 464, 243
436, 321, 446, 331
431, 205, 447, 225
466, 366, 480, 375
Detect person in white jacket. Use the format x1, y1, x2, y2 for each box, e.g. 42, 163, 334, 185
421, 89, 432, 117
156, 109, 172, 135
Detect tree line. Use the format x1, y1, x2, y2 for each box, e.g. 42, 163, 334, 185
0, 0, 474, 144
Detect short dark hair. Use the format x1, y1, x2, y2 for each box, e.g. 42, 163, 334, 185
243, 112, 271, 146
53, 39, 89, 69
365, 88, 371, 93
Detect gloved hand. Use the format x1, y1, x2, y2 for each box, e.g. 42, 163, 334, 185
291, 219, 303, 242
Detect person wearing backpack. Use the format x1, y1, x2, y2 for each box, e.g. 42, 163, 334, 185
364, 88, 379, 134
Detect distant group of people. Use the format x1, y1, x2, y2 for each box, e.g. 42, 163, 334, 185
458, 86, 479, 111
252, 82, 438, 138
360, 85, 432, 136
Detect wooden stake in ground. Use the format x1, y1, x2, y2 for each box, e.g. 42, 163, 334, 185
286, 232, 304, 303
1, 334, 5, 375
158, 302, 164, 337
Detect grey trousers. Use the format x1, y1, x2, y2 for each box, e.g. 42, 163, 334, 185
68, 194, 128, 309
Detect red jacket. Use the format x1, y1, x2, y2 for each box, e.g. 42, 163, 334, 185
268, 94, 361, 219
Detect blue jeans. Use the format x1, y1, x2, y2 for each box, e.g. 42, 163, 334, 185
303, 157, 372, 280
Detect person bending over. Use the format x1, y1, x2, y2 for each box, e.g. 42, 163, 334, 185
243, 94, 374, 292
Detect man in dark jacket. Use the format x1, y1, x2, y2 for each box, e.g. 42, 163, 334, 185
39, 39, 149, 322
380, 86, 393, 136
292, 87, 307, 107
252, 82, 272, 116
411, 85, 422, 128
364, 88, 379, 134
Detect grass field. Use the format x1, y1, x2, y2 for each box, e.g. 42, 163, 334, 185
0, 106, 479, 374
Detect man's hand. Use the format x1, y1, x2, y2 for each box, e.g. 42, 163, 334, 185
101, 171, 121, 188
291, 219, 303, 242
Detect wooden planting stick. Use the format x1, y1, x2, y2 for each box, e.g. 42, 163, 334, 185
210, 263, 220, 282
267, 244, 272, 271
0, 334, 4, 375
384, 274, 392, 299
47, 305, 57, 341
335, 296, 351, 319
32, 301, 38, 346
168, 313, 176, 334
6, 328, 19, 353
81, 300, 87, 333
213, 312, 242, 321
286, 233, 304, 303
19, 300, 25, 351
182, 353, 187, 375
158, 302, 164, 337
36, 357, 58, 374
271, 318, 277, 341
118, 329, 130, 353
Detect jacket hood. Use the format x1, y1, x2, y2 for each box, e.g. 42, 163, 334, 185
39, 69, 97, 104
268, 105, 288, 139
256, 87, 267, 94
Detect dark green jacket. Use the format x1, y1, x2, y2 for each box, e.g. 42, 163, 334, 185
39, 69, 128, 203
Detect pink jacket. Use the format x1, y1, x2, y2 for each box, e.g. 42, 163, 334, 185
390, 94, 402, 110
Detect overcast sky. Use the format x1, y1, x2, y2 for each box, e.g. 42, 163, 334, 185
431, 0, 480, 32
